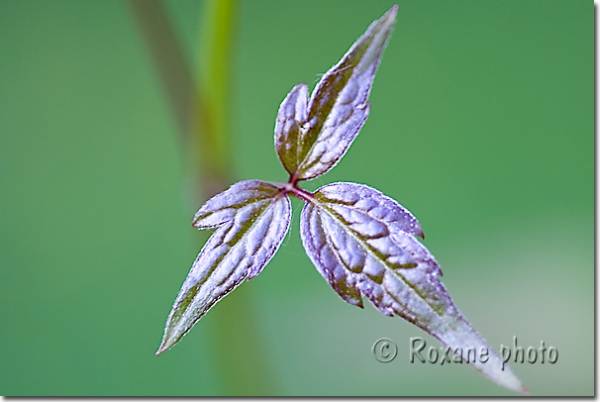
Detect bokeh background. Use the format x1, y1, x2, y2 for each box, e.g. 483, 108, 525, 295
0, 0, 592, 396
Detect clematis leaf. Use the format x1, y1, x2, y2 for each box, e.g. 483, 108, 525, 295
275, 5, 397, 181
157, 180, 291, 355
300, 182, 526, 393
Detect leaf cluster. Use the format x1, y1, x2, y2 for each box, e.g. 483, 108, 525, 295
157, 5, 526, 394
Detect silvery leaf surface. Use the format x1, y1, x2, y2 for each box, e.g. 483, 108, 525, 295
300, 182, 526, 393
274, 82, 309, 176
274, 6, 397, 181
157, 180, 291, 354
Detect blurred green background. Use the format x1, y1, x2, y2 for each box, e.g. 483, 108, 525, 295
0, 0, 592, 396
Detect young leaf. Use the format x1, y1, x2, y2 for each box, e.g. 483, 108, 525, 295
158, 5, 527, 394
274, 82, 309, 176
275, 5, 397, 181
157, 180, 291, 355
300, 182, 526, 393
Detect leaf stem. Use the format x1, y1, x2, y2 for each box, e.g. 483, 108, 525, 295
277, 181, 315, 203
288, 171, 299, 187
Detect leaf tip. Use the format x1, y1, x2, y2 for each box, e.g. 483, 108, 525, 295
191, 214, 202, 228
155, 328, 181, 356
388, 4, 399, 17
491, 367, 528, 394
155, 344, 167, 356
155, 335, 177, 356
380, 4, 399, 27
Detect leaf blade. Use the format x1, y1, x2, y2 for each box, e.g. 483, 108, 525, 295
157, 180, 291, 354
273, 6, 398, 181
274, 83, 309, 176
300, 182, 526, 393
299, 5, 397, 180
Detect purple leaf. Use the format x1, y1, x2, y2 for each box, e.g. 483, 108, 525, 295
158, 5, 528, 394
274, 83, 309, 176
157, 180, 291, 354
300, 182, 526, 393
275, 6, 397, 181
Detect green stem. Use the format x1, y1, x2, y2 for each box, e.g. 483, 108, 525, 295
193, 0, 233, 200
196, 0, 275, 395
129, 0, 197, 147
131, 0, 275, 394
